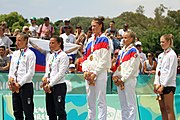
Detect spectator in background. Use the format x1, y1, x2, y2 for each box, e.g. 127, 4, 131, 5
68, 64, 76, 73
143, 52, 157, 75
68, 56, 74, 64
29, 39, 79, 63
110, 49, 119, 72
118, 23, 130, 46
0, 45, 10, 71
0, 26, 13, 51
1, 21, 11, 36
118, 23, 130, 38
29, 17, 38, 38
59, 19, 74, 35
13, 29, 20, 36
37, 17, 54, 39
83, 26, 93, 49
177, 54, 180, 74
22, 26, 31, 36
60, 25, 76, 44
42, 29, 51, 40
75, 25, 83, 39
135, 41, 147, 74
107, 29, 120, 52
155, 50, 162, 63
75, 47, 84, 73
104, 20, 120, 39
75, 26, 86, 46
60, 25, 76, 63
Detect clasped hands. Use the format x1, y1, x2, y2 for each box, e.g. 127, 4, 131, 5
154, 84, 164, 100
84, 71, 96, 86
8, 77, 20, 93
112, 76, 124, 90
41, 77, 51, 93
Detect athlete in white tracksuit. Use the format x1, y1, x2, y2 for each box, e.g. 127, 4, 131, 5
82, 18, 111, 120
114, 31, 140, 120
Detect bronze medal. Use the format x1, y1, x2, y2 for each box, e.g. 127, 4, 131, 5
90, 55, 93, 61
158, 71, 161, 76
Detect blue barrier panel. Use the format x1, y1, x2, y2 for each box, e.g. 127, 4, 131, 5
0, 73, 112, 94
137, 94, 180, 120
112, 74, 180, 95
3, 94, 139, 120
0, 94, 2, 120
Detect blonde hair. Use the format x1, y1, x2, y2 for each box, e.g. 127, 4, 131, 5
125, 31, 136, 43
161, 34, 174, 47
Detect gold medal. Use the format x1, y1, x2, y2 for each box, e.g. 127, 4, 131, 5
90, 55, 93, 61
117, 66, 121, 71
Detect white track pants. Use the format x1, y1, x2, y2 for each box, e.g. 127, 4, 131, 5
117, 78, 137, 120
86, 71, 107, 120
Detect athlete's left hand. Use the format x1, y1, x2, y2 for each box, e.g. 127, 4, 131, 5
114, 79, 123, 86
157, 85, 164, 94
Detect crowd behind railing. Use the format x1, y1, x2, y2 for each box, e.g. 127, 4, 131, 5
0, 17, 180, 74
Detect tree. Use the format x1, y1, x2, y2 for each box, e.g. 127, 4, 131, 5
136, 5, 145, 14
153, 4, 167, 28
0, 12, 28, 32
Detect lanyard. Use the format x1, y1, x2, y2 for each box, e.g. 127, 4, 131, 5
48, 50, 61, 78
157, 47, 171, 81
14, 48, 27, 80
158, 47, 171, 70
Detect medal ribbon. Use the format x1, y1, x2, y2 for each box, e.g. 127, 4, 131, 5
157, 47, 171, 83
48, 50, 61, 78
15, 48, 27, 81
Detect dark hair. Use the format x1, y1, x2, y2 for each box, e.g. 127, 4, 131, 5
147, 52, 154, 57
64, 25, 71, 29
88, 25, 92, 31
110, 20, 115, 24
76, 25, 82, 29
92, 17, 105, 32
51, 35, 64, 50
44, 17, 49, 21
0, 45, 5, 50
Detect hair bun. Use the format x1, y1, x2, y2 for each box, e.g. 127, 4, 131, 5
99, 16, 105, 21
169, 34, 174, 41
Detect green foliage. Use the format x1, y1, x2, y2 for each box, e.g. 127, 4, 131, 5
0, 12, 28, 32
0, 5, 179, 54
70, 17, 92, 32
136, 5, 145, 14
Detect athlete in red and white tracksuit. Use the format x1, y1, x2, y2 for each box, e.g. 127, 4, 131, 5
82, 33, 111, 120
115, 42, 140, 120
